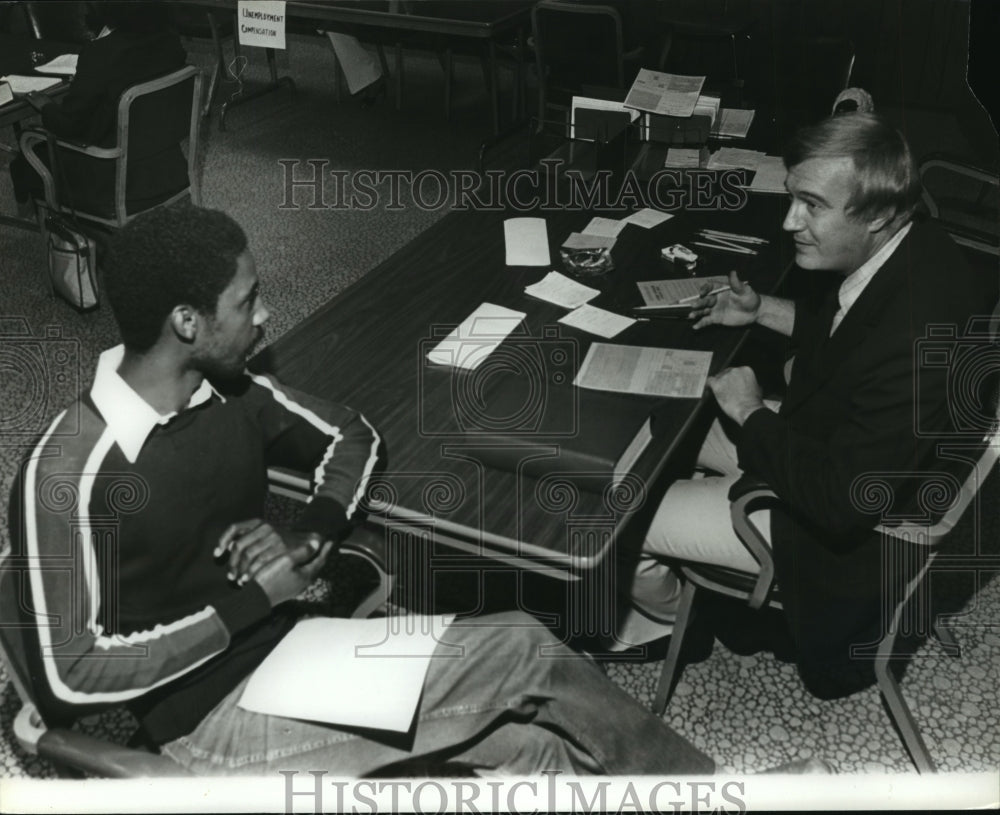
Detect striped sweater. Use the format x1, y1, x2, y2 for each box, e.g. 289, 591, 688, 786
3, 346, 381, 743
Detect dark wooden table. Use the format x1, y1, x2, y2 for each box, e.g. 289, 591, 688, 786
253, 192, 793, 583
173, 0, 533, 132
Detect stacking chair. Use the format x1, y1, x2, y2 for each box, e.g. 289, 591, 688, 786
652, 393, 1000, 774
19, 65, 203, 230
0, 528, 394, 778
531, 0, 642, 126
919, 154, 999, 257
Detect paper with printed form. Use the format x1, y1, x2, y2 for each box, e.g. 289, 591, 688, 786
582, 216, 627, 238
34, 53, 79, 75
559, 304, 636, 338
622, 208, 674, 229
575, 343, 712, 399
239, 615, 453, 732
504, 217, 550, 266
426, 303, 526, 371
624, 69, 706, 118
637, 277, 728, 307
524, 271, 600, 310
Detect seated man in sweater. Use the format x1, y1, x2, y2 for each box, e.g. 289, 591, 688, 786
615, 113, 997, 696
3, 204, 712, 777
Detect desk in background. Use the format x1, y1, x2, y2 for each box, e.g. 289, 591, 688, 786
172, 0, 533, 133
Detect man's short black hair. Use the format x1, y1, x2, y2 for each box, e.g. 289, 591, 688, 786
104, 205, 248, 352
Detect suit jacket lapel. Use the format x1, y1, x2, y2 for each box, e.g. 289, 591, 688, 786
782, 230, 913, 413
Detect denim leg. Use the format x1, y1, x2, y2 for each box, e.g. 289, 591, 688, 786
161, 610, 712, 776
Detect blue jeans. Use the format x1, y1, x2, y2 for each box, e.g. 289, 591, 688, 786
161, 611, 713, 776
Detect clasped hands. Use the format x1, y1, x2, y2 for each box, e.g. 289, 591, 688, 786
214, 520, 334, 607
688, 270, 766, 425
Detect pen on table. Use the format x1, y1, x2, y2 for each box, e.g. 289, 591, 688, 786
677, 285, 731, 303
697, 234, 754, 252
699, 228, 768, 244
692, 240, 757, 255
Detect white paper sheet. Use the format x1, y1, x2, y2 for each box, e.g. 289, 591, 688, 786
237, 0, 287, 49
622, 208, 674, 228
504, 217, 550, 266
0, 75, 61, 94
559, 304, 636, 338
712, 107, 756, 138
238, 615, 453, 732
748, 155, 788, 193
574, 343, 712, 399
524, 271, 600, 309
426, 302, 526, 370
581, 216, 627, 238
637, 277, 728, 306
33, 54, 78, 75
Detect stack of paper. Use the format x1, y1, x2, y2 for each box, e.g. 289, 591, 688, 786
570, 95, 639, 141
693, 94, 721, 127
623, 69, 706, 118
712, 108, 756, 138
707, 147, 767, 171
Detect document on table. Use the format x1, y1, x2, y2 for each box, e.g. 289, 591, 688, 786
426, 303, 526, 371
33, 53, 79, 75
664, 147, 703, 168
624, 69, 706, 118
559, 304, 636, 338
582, 216, 627, 238
0, 75, 61, 94
707, 147, 766, 171
525, 271, 600, 309
622, 208, 673, 229
712, 107, 755, 138
562, 232, 615, 251
747, 155, 788, 193
575, 343, 712, 399
637, 277, 728, 306
504, 217, 550, 266
0, 82, 12, 108
238, 615, 453, 732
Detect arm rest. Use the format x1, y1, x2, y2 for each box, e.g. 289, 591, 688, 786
39, 729, 192, 777
728, 476, 779, 609
15, 703, 190, 777
18, 129, 123, 213
341, 524, 395, 619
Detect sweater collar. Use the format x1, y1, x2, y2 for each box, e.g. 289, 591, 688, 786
90, 345, 224, 464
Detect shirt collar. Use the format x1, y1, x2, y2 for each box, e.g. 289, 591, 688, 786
836, 221, 912, 320
89, 345, 224, 464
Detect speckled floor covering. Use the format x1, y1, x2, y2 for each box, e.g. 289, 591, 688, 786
0, 34, 997, 788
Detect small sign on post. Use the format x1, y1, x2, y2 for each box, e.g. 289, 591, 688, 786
237, 0, 287, 49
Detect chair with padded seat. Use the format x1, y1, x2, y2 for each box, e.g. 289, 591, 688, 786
530, 0, 645, 127
19, 64, 203, 231
0, 523, 394, 778
652, 386, 1000, 774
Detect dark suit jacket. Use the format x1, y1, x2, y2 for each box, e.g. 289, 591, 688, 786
26, 28, 188, 215
735, 219, 998, 696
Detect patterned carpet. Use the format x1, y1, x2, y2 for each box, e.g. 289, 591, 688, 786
0, 32, 997, 792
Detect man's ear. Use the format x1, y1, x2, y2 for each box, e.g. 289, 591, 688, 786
168, 305, 200, 343
867, 207, 898, 234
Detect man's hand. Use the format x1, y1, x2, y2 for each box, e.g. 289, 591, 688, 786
707, 366, 765, 426
214, 520, 334, 607
690, 270, 761, 330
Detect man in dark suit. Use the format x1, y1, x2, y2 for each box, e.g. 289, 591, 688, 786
617, 112, 998, 696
